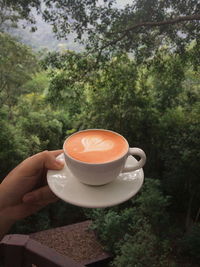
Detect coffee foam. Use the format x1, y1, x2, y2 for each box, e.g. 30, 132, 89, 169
81, 136, 114, 152
64, 130, 128, 163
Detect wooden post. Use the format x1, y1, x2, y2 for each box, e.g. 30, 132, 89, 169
0, 235, 29, 267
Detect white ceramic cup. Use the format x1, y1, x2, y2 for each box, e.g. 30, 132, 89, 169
63, 129, 146, 186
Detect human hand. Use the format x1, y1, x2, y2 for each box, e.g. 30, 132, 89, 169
0, 150, 64, 222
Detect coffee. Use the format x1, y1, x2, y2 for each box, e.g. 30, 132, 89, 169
64, 129, 128, 163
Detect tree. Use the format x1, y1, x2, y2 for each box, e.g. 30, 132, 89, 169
0, 32, 38, 114
86, 179, 173, 266
0, 33, 39, 177
40, 51, 86, 122
160, 104, 200, 230
0, 105, 21, 178
0, 0, 40, 31
41, 0, 200, 61
1, 1, 200, 63
43, 47, 200, 234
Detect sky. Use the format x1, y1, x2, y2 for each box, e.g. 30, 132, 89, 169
115, 0, 133, 7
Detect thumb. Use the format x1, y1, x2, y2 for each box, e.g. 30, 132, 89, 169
23, 185, 58, 204
40, 150, 65, 170
18, 150, 65, 175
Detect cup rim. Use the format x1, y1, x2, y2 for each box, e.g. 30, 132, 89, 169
63, 128, 129, 165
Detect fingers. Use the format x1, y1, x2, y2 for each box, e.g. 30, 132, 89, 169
40, 150, 65, 170
16, 149, 64, 176
50, 149, 64, 157
2, 185, 59, 221
0, 150, 63, 220
23, 185, 58, 205
33, 149, 64, 170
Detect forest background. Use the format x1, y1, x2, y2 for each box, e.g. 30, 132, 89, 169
0, 0, 200, 266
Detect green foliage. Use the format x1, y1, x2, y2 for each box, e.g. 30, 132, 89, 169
48, 201, 86, 227
0, 106, 23, 177
0, 32, 38, 107
0, 34, 69, 180
21, 71, 50, 94
112, 230, 177, 267
0, 34, 85, 233
0, 17, 200, 265
181, 224, 200, 262
41, 50, 95, 121
151, 51, 186, 111
11, 201, 86, 234
112, 222, 162, 267
44, 52, 156, 144
39, 0, 200, 64
15, 94, 64, 152
0, 92, 67, 181
3, 1, 200, 63
0, 0, 40, 31
44, 48, 200, 233
78, 55, 139, 131
159, 103, 200, 227
11, 208, 51, 234
86, 208, 136, 252
86, 179, 175, 266
133, 179, 170, 235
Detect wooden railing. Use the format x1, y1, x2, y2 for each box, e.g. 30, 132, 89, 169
0, 234, 85, 267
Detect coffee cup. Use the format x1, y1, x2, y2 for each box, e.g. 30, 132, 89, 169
63, 129, 146, 186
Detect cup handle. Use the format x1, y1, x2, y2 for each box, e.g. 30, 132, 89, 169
122, 148, 146, 173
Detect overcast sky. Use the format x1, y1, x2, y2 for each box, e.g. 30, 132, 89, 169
115, 0, 133, 7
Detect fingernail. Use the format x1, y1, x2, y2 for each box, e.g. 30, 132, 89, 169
23, 194, 35, 203
55, 159, 65, 167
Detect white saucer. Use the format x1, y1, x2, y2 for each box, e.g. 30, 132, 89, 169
47, 153, 144, 208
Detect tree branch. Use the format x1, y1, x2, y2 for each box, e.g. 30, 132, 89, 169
100, 14, 200, 51
124, 14, 200, 33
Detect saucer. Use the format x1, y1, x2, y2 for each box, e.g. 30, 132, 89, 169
47, 153, 144, 208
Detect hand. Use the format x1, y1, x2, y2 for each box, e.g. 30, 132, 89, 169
0, 150, 64, 222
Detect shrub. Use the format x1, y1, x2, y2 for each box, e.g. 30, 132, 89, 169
181, 223, 200, 262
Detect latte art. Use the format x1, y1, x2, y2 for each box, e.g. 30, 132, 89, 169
81, 136, 114, 152
64, 130, 128, 163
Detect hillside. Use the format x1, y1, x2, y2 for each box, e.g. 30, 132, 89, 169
8, 11, 84, 52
